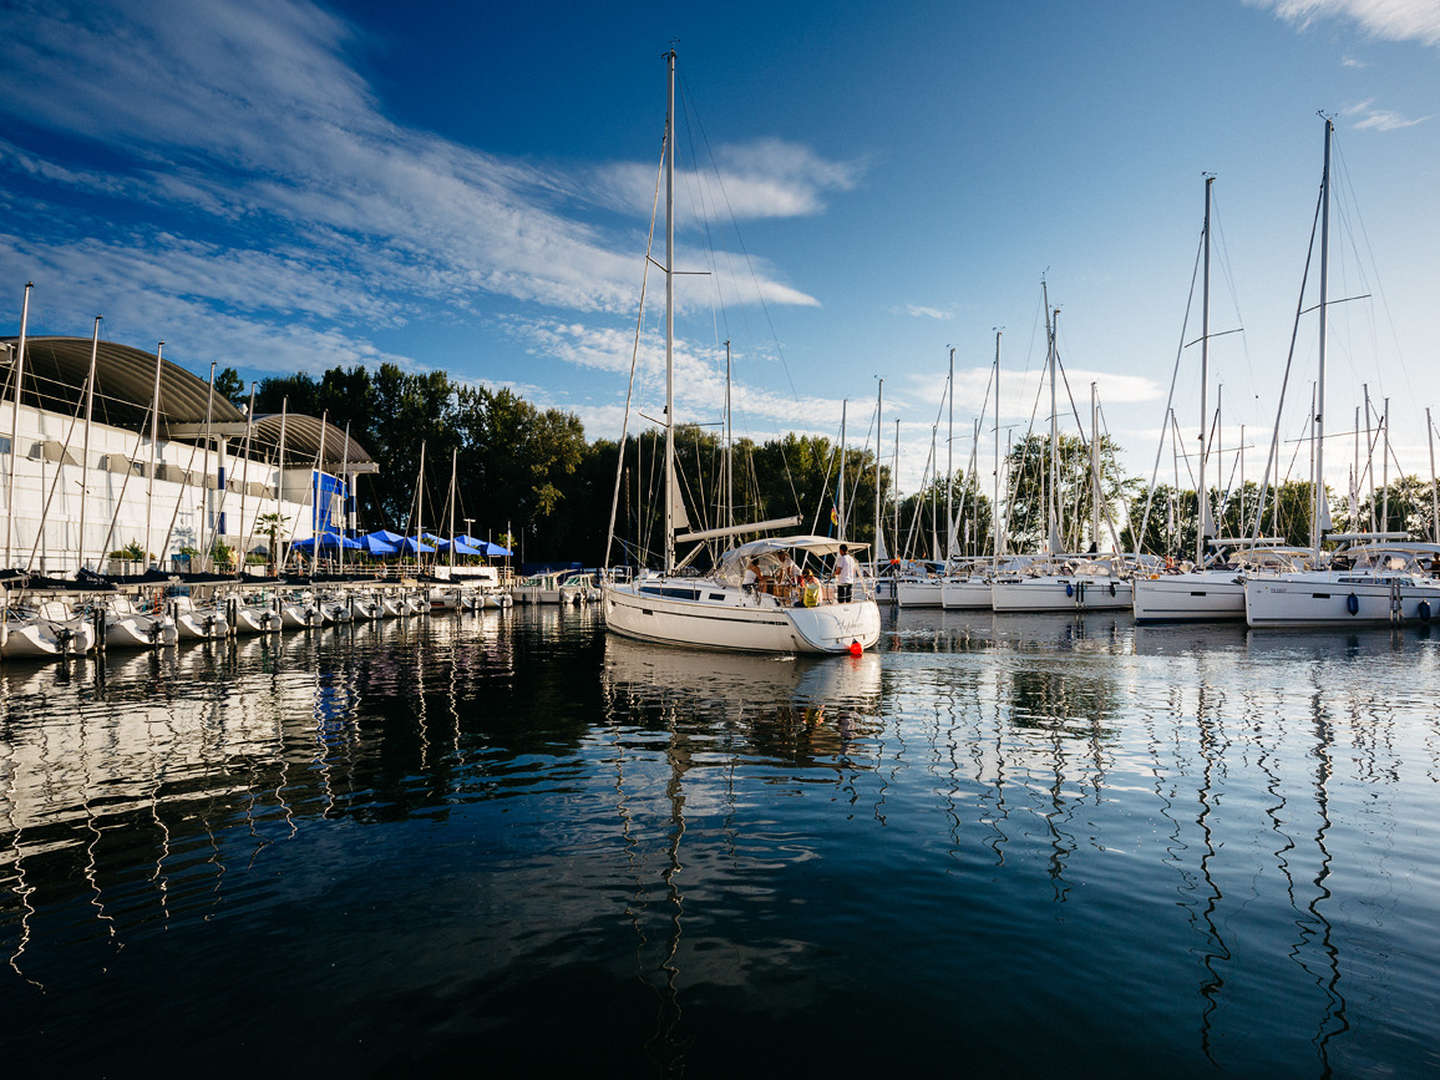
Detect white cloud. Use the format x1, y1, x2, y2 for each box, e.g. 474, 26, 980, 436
1249, 0, 1440, 46
1340, 54, 1368, 66
894, 303, 954, 321
1353, 108, 1429, 130
896, 366, 1164, 427
0, 0, 829, 380
502, 317, 846, 433
592, 137, 861, 223
1342, 97, 1429, 129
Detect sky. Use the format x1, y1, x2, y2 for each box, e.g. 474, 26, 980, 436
0, 0, 1437, 496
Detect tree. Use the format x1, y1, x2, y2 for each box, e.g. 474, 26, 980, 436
215, 367, 246, 409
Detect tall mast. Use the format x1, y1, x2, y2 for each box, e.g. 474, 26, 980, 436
724, 339, 733, 532
1198, 174, 1213, 564
197, 361, 216, 570
893, 417, 900, 552
448, 444, 457, 572
837, 400, 846, 541
1047, 299, 1060, 553
1428, 407, 1438, 544
4, 282, 31, 569
930, 425, 939, 559
340, 420, 351, 574
1364, 384, 1375, 529
874, 377, 883, 560
1091, 382, 1100, 550
415, 438, 425, 571
946, 346, 954, 561
312, 410, 327, 577
993, 330, 1002, 566
237, 382, 256, 571
662, 48, 676, 574
276, 397, 287, 573
144, 341, 165, 569
78, 315, 100, 571
1312, 115, 1333, 555
1381, 396, 1390, 531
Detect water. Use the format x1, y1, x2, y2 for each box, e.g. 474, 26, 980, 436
3, 608, 1439, 1077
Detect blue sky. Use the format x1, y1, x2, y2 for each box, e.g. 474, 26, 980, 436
1, 0, 1437, 492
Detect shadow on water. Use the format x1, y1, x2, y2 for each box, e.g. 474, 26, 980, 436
1, 605, 1439, 1075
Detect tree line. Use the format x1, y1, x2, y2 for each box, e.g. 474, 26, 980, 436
214, 363, 1440, 565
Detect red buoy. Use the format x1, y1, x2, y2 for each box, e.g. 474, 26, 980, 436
848, 640, 863, 656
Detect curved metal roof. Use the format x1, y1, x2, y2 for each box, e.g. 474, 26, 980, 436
2, 336, 244, 430
1, 336, 377, 471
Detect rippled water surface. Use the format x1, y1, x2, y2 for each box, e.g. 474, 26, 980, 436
3, 607, 1440, 1076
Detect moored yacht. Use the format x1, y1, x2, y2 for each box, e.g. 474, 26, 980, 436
991, 554, 1134, 613
1245, 542, 1440, 628
1132, 545, 1308, 623
605, 537, 881, 654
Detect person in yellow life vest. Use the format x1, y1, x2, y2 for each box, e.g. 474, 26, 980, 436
802, 569, 821, 607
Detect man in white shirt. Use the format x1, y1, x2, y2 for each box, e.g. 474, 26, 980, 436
833, 543, 859, 603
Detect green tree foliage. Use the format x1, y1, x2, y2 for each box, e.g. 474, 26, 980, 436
1004, 433, 1132, 553
215, 366, 246, 409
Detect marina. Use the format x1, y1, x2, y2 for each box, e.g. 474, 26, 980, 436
3, 1, 1440, 1075
4, 605, 1440, 1074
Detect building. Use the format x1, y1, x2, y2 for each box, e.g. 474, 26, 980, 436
0, 335, 377, 574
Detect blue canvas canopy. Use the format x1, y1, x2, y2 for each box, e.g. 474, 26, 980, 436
396, 536, 435, 555
366, 529, 406, 543
292, 531, 361, 553
481, 540, 512, 557
436, 538, 484, 556
359, 533, 398, 556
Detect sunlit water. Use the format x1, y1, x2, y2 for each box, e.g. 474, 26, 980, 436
2, 607, 1439, 1076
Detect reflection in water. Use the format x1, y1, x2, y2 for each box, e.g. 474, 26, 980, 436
1, 608, 1438, 1074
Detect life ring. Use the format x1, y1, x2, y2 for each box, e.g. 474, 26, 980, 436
1346, 593, 1359, 616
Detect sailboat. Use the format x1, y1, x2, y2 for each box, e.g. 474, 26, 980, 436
602, 51, 880, 655
1245, 116, 1440, 627
1133, 175, 1293, 622
989, 290, 1133, 613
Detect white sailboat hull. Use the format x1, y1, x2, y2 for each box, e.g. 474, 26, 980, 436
234, 605, 282, 633
603, 582, 880, 655
895, 579, 944, 607
3, 618, 97, 659
175, 610, 228, 640
991, 575, 1133, 612
1245, 575, 1440, 628
940, 578, 993, 610
1132, 573, 1246, 623
282, 604, 324, 629
105, 613, 178, 648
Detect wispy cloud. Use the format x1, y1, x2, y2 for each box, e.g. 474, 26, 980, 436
1340, 54, 1368, 66
893, 303, 954, 321
593, 137, 861, 223
0, 0, 833, 379
502, 317, 845, 433
1248, 0, 1440, 47
1343, 97, 1430, 129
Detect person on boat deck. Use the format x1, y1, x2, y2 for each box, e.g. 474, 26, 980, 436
742, 561, 764, 593
800, 568, 822, 608
833, 544, 859, 603
777, 552, 800, 596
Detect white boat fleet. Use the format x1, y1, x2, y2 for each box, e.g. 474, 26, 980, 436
0, 574, 527, 662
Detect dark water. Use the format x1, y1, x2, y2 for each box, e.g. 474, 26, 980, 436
3, 608, 1439, 1077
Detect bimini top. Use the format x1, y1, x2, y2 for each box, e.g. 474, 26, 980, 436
2, 335, 376, 472
718, 535, 869, 573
